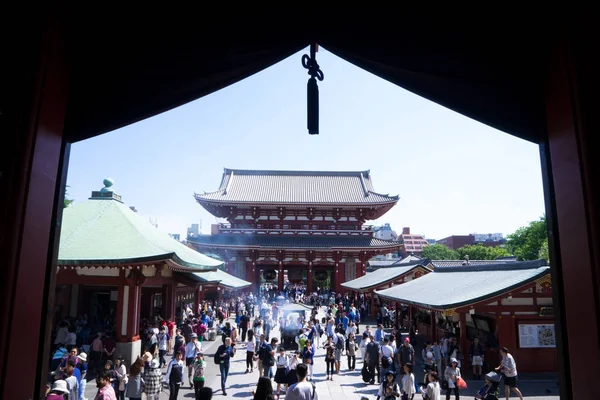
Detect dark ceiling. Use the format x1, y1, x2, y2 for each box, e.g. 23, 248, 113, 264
62, 15, 557, 144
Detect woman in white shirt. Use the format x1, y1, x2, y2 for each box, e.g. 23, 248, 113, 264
400, 363, 416, 400
245, 329, 255, 373
496, 347, 524, 400
274, 347, 289, 393
424, 371, 441, 400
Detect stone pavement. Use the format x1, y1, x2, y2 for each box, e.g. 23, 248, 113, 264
85, 320, 560, 399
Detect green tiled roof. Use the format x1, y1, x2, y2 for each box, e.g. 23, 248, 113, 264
58, 199, 223, 270
375, 260, 550, 311
342, 260, 431, 292
191, 269, 252, 289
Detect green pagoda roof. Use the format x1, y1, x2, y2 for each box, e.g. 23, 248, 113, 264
58, 191, 223, 271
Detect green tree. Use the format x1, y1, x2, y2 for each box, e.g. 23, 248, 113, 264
421, 244, 460, 260
506, 216, 548, 260
63, 186, 73, 208
456, 244, 511, 260
538, 239, 549, 262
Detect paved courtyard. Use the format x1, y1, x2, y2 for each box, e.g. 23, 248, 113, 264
85, 321, 560, 399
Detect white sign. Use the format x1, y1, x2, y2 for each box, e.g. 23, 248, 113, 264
518, 324, 556, 348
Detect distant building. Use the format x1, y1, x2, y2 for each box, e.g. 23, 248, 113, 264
437, 233, 505, 249
426, 238, 436, 245
374, 223, 398, 241
187, 223, 201, 238
473, 232, 504, 242
169, 233, 181, 241
398, 227, 429, 256
436, 234, 475, 250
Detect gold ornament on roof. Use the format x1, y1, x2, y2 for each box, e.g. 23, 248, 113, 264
443, 309, 457, 317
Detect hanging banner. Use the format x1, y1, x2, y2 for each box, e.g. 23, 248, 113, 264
518, 324, 556, 348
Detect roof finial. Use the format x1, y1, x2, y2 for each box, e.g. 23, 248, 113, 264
101, 178, 115, 192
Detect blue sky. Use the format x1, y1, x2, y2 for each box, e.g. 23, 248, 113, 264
66, 46, 545, 240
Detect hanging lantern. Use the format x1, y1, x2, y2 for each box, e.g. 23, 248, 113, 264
288, 269, 304, 283
263, 270, 277, 281
314, 270, 328, 282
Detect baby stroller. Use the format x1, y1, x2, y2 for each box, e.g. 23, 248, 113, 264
475, 371, 502, 400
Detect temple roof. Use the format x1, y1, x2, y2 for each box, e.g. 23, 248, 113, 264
375, 259, 550, 311
188, 269, 252, 289
187, 234, 402, 251
342, 260, 431, 292
194, 169, 399, 206
58, 197, 223, 270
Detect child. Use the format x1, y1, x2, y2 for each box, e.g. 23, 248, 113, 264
193, 352, 206, 400
103, 360, 118, 393
274, 347, 289, 393
475, 373, 501, 400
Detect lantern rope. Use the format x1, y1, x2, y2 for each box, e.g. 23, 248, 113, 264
302, 43, 324, 135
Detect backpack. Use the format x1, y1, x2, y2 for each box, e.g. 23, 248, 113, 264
257, 343, 267, 360
335, 334, 345, 350
299, 336, 308, 351
214, 345, 224, 365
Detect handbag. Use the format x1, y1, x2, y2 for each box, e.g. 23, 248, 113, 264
457, 376, 468, 390
441, 379, 449, 390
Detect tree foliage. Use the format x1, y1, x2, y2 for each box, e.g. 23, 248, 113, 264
421, 244, 459, 260
506, 216, 548, 260
456, 244, 511, 260
63, 186, 74, 209
538, 239, 549, 262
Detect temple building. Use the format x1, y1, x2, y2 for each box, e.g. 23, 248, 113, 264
375, 259, 555, 373
188, 169, 402, 293
54, 180, 249, 365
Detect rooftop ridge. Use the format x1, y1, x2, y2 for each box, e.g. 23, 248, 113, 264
222, 168, 372, 176
433, 259, 547, 273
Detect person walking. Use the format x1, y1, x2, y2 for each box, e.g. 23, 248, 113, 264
495, 347, 524, 400
366, 334, 382, 385
185, 333, 202, 388
245, 329, 255, 373
346, 332, 358, 371
443, 358, 461, 400
286, 363, 319, 400
164, 351, 184, 400
125, 357, 144, 400
192, 352, 206, 399
216, 337, 236, 395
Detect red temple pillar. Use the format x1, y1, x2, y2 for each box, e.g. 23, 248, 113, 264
115, 270, 144, 367
370, 293, 376, 319
430, 311, 437, 341
459, 312, 469, 366
162, 283, 176, 321
194, 288, 200, 316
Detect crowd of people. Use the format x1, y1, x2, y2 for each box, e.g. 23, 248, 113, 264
47, 290, 525, 400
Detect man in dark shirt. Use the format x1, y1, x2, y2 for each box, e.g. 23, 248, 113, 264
365, 335, 381, 384
216, 337, 235, 395
239, 312, 250, 342
262, 337, 278, 379
181, 320, 193, 344
398, 337, 415, 367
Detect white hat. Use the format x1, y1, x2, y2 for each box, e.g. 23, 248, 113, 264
51, 380, 69, 394
450, 357, 458, 364
77, 352, 88, 362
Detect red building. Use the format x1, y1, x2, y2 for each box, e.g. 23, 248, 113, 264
376, 259, 555, 373
188, 169, 403, 293
398, 227, 429, 256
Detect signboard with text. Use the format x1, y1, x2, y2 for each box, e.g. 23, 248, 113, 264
518, 324, 556, 348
